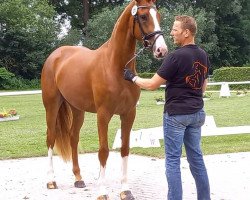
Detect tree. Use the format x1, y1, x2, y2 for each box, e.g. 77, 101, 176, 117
0, 0, 60, 79
83, 6, 125, 49
49, 0, 127, 35
195, 0, 250, 67
239, 0, 250, 64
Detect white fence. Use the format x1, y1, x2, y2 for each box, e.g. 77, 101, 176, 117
207, 81, 250, 97
0, 90, 41, 96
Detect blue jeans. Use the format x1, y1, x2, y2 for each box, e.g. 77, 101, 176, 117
163, 109, 210, 200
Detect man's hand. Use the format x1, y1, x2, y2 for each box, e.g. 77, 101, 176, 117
124, 68, 138, 83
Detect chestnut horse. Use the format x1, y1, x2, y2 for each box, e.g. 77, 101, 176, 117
41, 0, 167, 199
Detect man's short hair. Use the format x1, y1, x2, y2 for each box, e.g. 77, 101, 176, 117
175, 15, 197, 36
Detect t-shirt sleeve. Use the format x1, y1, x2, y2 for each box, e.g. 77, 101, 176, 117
156, 53, 178, 81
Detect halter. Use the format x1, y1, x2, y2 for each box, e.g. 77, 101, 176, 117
132, 4, 164, 49
125, 4, 163, 68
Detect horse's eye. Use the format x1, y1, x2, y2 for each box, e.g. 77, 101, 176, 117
139, 14, 148, 22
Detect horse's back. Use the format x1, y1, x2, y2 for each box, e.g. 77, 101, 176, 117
43, 46, 93, 72
42, 45, 97, 88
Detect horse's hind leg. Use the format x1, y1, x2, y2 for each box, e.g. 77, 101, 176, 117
119, 108, 136, 200
44, 94, 62, 189
70, 106, 86, 188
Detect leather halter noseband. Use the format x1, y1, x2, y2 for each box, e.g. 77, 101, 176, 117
132, 5, 163, 49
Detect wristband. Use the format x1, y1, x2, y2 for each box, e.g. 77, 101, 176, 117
132, 76, 138, 83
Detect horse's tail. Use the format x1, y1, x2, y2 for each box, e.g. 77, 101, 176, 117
54, 101, 72, 162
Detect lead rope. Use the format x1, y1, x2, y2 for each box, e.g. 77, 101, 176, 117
124, 46, 145, 68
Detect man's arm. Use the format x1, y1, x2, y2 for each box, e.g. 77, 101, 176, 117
124, 68, 166, 91
202, 78, 208, 93
134, 73, 166, 90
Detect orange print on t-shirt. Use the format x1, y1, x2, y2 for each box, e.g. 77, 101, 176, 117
185, 61, 208, 89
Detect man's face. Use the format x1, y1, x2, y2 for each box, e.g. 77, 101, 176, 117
170, 21, 186, 46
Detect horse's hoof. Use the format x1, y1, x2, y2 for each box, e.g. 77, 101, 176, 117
120, 190, 135, 200
97, 195, 110, 200
74, 180, 86, 188
47, 181, 58, 189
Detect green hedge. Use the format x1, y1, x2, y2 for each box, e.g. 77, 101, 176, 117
0, 67, 14, 89
213, 67, 250, 89
0, 67, 14, 80
0, 67, 40, 90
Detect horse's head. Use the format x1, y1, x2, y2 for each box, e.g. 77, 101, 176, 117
132, 0, 168, 59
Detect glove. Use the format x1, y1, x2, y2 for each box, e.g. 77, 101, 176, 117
124, 68, 138, 83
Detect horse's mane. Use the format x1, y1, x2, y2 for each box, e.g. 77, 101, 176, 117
111, 1, 134, 37
102, 1, 134, 48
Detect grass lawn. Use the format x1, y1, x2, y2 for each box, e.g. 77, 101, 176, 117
0, 90, 250, 159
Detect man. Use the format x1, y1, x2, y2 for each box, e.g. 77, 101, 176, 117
124, 15, 211, 200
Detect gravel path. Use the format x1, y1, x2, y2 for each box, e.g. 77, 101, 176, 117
0, 152, 249, 200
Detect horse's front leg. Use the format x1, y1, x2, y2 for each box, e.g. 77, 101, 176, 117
96, 109, 113, 200
119, 108, 136, 200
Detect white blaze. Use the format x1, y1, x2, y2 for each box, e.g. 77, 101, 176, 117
149, 8, 168, 57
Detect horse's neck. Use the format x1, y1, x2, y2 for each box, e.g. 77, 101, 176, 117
107, 3, 136, 69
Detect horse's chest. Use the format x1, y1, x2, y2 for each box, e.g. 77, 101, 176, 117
110, 87, 140, 114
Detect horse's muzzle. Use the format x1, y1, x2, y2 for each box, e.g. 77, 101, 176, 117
153, 34, 168, 59
154, 45, 168, 59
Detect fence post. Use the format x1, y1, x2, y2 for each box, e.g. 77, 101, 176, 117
219, 82, 231, 98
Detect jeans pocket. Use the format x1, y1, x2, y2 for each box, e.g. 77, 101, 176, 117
169, 114, 188, 128
198, 109, 206, 126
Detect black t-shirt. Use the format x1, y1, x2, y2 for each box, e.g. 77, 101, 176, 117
157, 44, 210, 115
